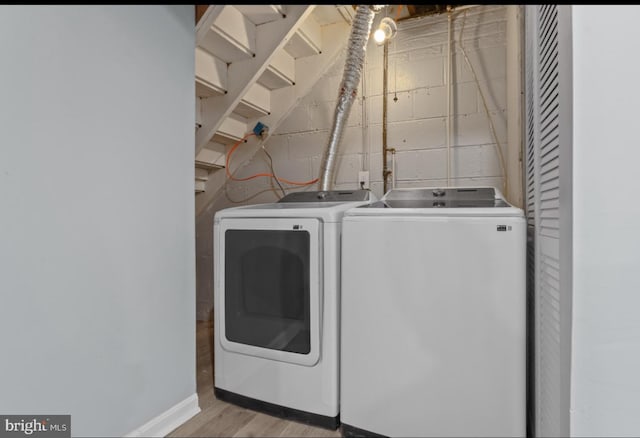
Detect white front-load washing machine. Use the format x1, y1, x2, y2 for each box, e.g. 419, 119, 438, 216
213, 189, 375, 429
340, 187, 526, 437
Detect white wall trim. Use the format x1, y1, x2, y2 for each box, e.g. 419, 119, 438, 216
123, 393, 200, 438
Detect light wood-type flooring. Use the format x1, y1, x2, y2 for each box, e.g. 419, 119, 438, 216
167, 320, 342, 438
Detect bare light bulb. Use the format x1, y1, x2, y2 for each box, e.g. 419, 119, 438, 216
374, 28, 387, 44
373, 16, 398, 45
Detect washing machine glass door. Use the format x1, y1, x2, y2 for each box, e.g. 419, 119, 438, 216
219, 217, 322, 367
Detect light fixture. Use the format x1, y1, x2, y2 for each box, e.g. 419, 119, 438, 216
373, 16, 397, 45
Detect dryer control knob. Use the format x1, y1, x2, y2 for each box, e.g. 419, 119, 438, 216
433, 189, 445, 197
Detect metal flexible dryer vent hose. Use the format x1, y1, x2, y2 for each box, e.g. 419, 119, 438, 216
318, 5, 382, 191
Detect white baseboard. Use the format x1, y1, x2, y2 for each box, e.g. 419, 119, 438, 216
124, 393, 200, 437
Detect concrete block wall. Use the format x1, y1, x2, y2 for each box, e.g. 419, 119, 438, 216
196, 5, 512, 320
220, 5, 508, 202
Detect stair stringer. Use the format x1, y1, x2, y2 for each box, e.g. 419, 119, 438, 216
195, 20, 352, 216
195, 5, 315, 155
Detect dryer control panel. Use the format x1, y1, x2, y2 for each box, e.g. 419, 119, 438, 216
365, 187, 509, 208
279, 190, 372, 203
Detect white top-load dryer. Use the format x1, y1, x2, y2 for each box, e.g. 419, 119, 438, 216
340, 187, 526, 437
213, 189, 375, 429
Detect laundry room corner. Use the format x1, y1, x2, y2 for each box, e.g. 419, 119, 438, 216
194, 4, 522, 326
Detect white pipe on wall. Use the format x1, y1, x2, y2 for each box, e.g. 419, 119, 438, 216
446, 11, 452, 188
392, 149, 397, 189
506, 4, 524, 208
361, 62, 369, 173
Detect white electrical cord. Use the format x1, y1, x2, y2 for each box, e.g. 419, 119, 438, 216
457, 9, 508, 195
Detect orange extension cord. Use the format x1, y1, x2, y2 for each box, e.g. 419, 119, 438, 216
225, 132, 319, 186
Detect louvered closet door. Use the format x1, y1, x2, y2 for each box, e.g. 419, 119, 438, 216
525, 5, 573, 437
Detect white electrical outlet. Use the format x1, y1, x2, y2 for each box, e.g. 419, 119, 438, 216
358, 171, 370, 190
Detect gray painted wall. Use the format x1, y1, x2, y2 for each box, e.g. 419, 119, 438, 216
571, 5, 640, 436
0, 5, 196, 436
